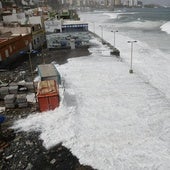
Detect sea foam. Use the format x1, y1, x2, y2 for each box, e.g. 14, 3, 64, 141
161, 21, 170, 34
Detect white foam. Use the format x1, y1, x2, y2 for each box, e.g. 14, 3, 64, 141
103, 12, 120, 19
117, 20, 162, 29
161, 21, 170, 34
103, 11, 136, 20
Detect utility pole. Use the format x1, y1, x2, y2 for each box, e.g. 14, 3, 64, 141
127, 40, 137, 74
111, 30, 118, 47
99, 25, 103, 41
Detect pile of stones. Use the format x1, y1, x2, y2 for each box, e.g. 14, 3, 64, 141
3, 94, 28, 109
16, 94, 28, 108
0, 82, 36, 109
4, 94, 16, 109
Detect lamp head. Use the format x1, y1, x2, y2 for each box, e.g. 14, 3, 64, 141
127, 40, 137, 43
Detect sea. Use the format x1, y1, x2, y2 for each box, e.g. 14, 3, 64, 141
79, 7, 170, 54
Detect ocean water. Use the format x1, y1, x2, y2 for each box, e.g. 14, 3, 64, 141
79, 7, 170, 102
79, 7, 170, 53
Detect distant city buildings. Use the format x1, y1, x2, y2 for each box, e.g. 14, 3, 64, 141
0, 0, 142, 10
32, 0, 142, 9
123, 0, 142, 7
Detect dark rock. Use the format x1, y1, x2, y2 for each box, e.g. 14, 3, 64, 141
25, 163, 33, 170
110, 48, 120, 56
50, 158, 56, 164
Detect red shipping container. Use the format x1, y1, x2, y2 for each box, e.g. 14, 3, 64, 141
37, 80, 59, 112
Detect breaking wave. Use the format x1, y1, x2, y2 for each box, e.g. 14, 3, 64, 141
103, 12, 120, 19
116, 20, 162, 30
103, 12, 135, 20
103, 12, 163, 30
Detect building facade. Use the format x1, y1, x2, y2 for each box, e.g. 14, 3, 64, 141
0, 31, 32, 62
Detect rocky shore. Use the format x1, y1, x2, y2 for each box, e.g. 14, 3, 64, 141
1, 131, 94, 170
0, 47, 96, 170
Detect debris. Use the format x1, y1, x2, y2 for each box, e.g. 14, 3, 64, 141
9, 85, 18, 94
25, 82, 34, 91
50, 158, 56, 164
110, 48, 120, 56
0, 141, 9, 151
4, 94, 16, 109
25, 163, 33, 170
16, 94, 28, 108
5, 154, 13, 160
0, 87, 9, 99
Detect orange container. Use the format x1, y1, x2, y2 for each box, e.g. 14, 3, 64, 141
37, 80, 59, 112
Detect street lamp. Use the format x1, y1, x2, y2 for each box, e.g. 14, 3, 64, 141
99, 25, 103, 40
92, 22, 95, 33
127, 40, 137, 74
111, 30, 118, 47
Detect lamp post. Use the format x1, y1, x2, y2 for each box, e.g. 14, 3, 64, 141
93, 22, 95, 33
99, 25, 103, 40
111, 30, 118, 47
127, 40, 137, 74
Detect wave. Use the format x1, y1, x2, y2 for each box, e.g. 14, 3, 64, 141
116, 20, 162, 30
103, 12, 120, 19
103, 12, 135, 19
103, 12, 163, 30
160, 21, 170, 34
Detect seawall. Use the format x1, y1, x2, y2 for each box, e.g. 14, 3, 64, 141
89, 30, 120, 57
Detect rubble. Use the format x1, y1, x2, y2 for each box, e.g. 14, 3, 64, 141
4, 94, 16, 109
9, 85, 18, 94
16, 94, 28, 108
0, 87, 9, 100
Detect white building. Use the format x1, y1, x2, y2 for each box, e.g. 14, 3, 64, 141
123, 0, 138, 6
44, 19, 63, 33
45, 18, 90, 49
